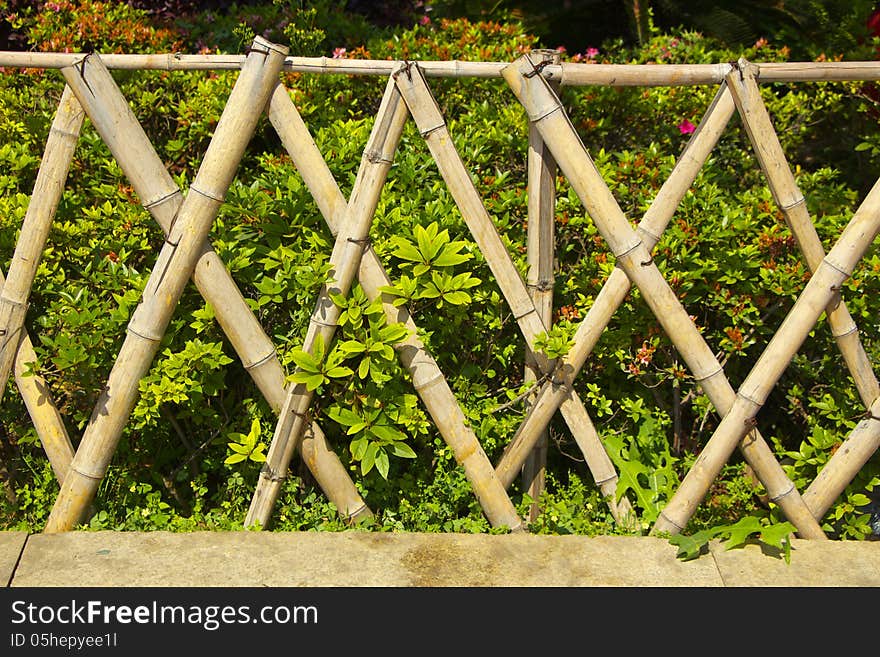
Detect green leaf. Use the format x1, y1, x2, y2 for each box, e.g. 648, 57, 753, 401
668, 529, 717, 561
392, 442, 417, 458
327, 406, 363, 427
358, 356, 371, 379
375, 449, 390, 479
722, 516, 766, 550
325, 365, 353, 378
290, 349, 320, 373
224, 452, 248, 465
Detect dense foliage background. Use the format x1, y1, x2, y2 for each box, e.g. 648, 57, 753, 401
0, 1, 878, 546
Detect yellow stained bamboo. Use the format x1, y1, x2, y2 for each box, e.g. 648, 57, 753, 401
653, 178, 880, 535
58, 50, 369, 523
0, 85, 83, 403
246, 75, 412, 530
394, 62, 633, 522
503, 53, 826, 539
0, 268, 74, 482
522, 49, 559, 523
494, 82, 736, 500
726, 60, 880, 410
44, 37, 289, 533
267, 83, 524, 531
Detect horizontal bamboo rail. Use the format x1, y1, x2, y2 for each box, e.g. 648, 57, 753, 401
1, 51, 879, 84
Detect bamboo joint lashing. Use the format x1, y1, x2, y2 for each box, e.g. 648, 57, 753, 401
259, 462, 288, 483
694, 365, 725, 383
612, 239, 643, 260
831, 324, 859, 339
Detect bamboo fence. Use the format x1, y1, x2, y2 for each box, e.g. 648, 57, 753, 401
0, 43, 877, 538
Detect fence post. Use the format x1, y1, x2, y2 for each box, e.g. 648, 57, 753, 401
522, 49, 560, 523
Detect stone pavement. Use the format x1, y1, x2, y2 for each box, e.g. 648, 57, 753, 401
1, 530, 878, 587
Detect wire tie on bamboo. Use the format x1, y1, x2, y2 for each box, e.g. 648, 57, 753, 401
524, 59, 553, 79
640, 256, 653, 266
76, 53, 95, 96
861, 410, 880, 422
365, 149, 394, 165
259, 462, 287, 483
346, 235, 372, 252
419, 120, 446, 138
310, 318, 338, 329
526, 278, 553, 292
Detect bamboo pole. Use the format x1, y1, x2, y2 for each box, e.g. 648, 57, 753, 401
56, 49, 370, 523
394, 63, 633, 523
267, 83, 524, 531
802, 396, 880, 519
43, 37, 289, 533
0, 85, 83, 403
727, 60, 880, 524
245, 74, 413, 530
0, 52, 878, 85
495, 82, 735, 493
727, 59, 880, 410
521, 51, 558, 523
503, 53, 826, 539
651, 177, 880, 536
0, 267, 75, 482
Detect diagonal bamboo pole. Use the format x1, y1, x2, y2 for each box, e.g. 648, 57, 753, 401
727, 60, 880, 525
44, 37, 289, 533
57, 50, 369, 522
727, 60, 880, 410
0, 85, 83, 403
503, 53, 826, 538
494, 82, 735, 493
0, 267, 75, 482
652, 176, 880, 535
245, 75, 423, 529
522, 50, 559, 522
394, 62, 634, 522
802, 395, 880, 519
266, 83, 525, 530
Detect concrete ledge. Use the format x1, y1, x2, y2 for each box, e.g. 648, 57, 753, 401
5, 531, 878, 587
710, 538, 880, 586
13, 531, 721, 587
0, 531, 27, 587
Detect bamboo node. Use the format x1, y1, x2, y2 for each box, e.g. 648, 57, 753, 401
143, 189, 180, 210
780, 196, 806, 211
613, 240, 642, 260
419, 121, 446, 139
769, 483, 796, 502
513, 305, 537, 321
832, 324, 858, 339
244, 349, 276, 371
640, 256, 653, 266
656, 511, 685, 532
694, 365, 724, 382
189, 185, 225, 204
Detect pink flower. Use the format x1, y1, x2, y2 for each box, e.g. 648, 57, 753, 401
332, 47, 346, 59
677, 119, 696, 135
555, 45, 567, 54
45, 1, 61, 9
419, 15, 431, 26
586, 47, 599, 59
